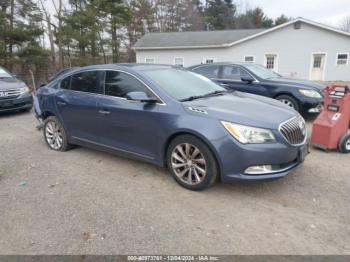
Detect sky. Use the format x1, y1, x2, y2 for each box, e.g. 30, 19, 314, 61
240, 0, 350, 26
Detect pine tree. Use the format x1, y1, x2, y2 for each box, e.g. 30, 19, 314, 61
205, 0, 236, 30
0, 0, 48, 82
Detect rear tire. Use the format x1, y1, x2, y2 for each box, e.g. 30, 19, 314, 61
276, 95, 300, 112
43, 116, 72, 152
167, 135, 218, 191
338, 133, 350, 153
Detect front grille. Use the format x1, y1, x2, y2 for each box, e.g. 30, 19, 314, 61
0, 89, 21, 99
279, 116, 306, 145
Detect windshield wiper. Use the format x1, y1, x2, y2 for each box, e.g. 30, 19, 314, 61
180, 90, 233, 102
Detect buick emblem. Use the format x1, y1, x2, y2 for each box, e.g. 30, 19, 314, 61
0, 91, 5, 97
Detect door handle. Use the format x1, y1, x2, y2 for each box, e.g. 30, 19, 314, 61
98, 109, 111, 115
57, 101, 67, 106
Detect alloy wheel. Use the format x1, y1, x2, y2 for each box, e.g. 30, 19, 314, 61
346, 139, 350, 151
279, 99, 295, 109
45, 121, 63, 150
171, 143, 207, 185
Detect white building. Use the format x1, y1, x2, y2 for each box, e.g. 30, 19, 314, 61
135, 18, 350, 81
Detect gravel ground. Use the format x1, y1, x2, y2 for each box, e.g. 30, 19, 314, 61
0, 111, 349, 255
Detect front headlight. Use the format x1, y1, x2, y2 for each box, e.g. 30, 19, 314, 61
221, 121, 276, 144
299, 89, 322, 98
19, 86, 29, 94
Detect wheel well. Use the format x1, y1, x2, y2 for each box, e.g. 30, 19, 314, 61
274, 93, 300, 106
163, 132, 221, 180
42, 111, 55, 120
274, 92, 298, 101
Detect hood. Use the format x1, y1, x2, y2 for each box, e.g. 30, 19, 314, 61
183, 92, 298, 129
0, 78, 26, 90
267, 77, 326, 90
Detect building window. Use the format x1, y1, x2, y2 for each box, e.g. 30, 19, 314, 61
174, 57, 184, 67
244, 56, 254, 63
205, 58, 215, 64
265, 54, 277, 70
145, 58, 155, 64
313, 55, 322, 68
337, 53, 348, 65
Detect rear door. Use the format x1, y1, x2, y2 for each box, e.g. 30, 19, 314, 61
95, 70, 163, 159
55, 70, 103, 141
218, 65, 267, 96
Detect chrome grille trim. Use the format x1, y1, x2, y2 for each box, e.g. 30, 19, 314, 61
0, 89, 21, 99
279, 116, 307, 146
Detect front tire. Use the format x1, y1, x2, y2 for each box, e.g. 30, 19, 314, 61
338, 133, 350, 153
43, 116, 71, 152
167, 135, 218, 191
276, 95, 300, 112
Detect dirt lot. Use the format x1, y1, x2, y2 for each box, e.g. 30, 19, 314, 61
0, 111, 349, 255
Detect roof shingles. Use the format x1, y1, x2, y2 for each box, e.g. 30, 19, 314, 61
134, 29, 266, 49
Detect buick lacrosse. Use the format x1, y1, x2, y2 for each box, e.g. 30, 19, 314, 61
36, 64, 308, 190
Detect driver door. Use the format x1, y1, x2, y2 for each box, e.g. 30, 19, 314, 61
218, 65, 266, 96
95, 70, 163, 159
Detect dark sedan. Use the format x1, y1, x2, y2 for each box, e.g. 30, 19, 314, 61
0, 66, 33, 113
189, 63, 325, 115
36, 64, 308, 191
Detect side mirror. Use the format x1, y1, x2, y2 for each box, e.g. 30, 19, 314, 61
241, 75, 254, 83
126, 91, 158, 103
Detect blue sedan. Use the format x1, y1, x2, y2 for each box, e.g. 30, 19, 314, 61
36, 64, 308, 191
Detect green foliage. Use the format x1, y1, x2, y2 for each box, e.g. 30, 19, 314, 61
205, 0, 236, 30
0, 0, 48, 72
1, 0, 292, 75
275, 15, 292, 26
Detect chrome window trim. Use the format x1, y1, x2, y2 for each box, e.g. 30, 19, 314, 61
58, 68, 166, 105
278, 116, 307, 147
72, 136, 154, 160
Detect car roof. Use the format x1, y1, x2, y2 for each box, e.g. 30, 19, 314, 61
73, 63, 176, 72
50, 63, 180, 83
188, 62, 254, 69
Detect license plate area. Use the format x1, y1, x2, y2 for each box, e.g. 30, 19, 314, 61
0, 100, 13, 108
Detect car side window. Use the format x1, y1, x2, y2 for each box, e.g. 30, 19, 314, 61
104, 71, 152, 98
222, 66, 242, 80
69, 71, 100, 94
60, 76, 71, 89
192, 65, 220, 78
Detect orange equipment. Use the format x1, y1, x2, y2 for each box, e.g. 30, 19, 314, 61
311, 84, 350, 153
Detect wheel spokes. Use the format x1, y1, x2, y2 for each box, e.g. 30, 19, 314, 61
45, 121, 63, 150
171, 143, 207, 186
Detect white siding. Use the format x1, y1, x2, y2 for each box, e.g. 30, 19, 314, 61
136, 22, 350, 81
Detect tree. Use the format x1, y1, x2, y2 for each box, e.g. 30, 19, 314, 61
127, 0, 156, 61
95, 0, 131, 63
205, 0, 236, 30
181, 0, 205, 31
339, 16, 350, 32
274, 14, 291, 26
0, 0, 48, 80
235, 7, 273, 29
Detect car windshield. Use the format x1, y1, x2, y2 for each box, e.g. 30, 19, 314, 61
0, 68, 13, 79
142, 68, 227, 101
244, 64, 281, 79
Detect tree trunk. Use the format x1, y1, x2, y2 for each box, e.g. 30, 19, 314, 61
111, 23, 118, 63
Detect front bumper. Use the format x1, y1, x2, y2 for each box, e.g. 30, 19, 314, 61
213, 134, 309, 183
298, 96, 324, 115
0, 93, 33, 112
